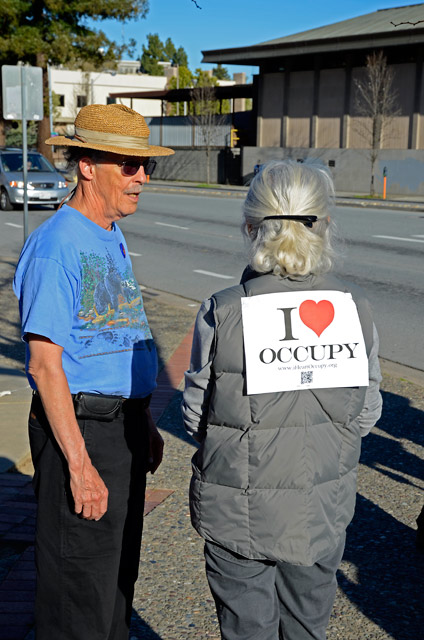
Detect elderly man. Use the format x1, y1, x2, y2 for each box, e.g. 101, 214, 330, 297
13, 104, 174, 640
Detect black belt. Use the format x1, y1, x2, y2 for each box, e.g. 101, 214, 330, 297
33, 390, 151, 422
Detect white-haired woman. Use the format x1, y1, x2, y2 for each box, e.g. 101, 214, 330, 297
182, 161, 382, 640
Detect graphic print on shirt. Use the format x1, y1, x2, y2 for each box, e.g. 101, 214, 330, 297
77, 250, 153, 357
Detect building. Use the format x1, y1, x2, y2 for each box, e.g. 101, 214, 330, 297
51, 64, 167, 134
202, 4, 424, 194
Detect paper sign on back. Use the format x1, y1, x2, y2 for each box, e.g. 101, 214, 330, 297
241, 291, 368, 394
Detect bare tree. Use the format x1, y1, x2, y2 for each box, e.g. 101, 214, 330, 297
353, 51, 401, 195
190, 81, 227, 184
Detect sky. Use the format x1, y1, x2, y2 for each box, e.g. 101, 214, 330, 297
88, 0, 422, 79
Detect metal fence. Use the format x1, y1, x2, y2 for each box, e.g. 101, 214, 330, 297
145, 115, 233, 148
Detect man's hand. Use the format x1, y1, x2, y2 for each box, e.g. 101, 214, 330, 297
145, 408, 164, 474
70, 454, 109, 521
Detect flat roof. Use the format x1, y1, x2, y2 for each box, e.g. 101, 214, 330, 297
109, 84, 253, 101
202, 4, 424, 65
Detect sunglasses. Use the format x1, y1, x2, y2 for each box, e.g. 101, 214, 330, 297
117, 158, 157, 177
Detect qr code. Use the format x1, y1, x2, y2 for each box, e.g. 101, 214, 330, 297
301, 371, 313, 384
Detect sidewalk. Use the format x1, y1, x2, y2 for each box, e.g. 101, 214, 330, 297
145, 179, 424, 211
1, 256, 423, 639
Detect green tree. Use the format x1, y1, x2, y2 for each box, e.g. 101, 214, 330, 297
0, 0, 149, 159
140, 34, 189, 75
191, 69, 230, 115
5, 121, 38, 148
167, 66, 193, 115
141, 33, 167, 75
171, 45, 188, 68
212, 63, 230, 80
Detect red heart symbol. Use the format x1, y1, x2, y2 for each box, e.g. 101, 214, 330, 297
299, 300, 335, 337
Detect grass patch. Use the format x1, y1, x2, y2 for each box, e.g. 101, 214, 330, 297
353, 194, 383, 199
196, 183, 219, 188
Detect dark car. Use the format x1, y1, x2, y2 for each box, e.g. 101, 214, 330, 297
0, 148, 70, 211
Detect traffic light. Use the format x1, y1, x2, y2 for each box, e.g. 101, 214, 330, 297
230, 128, 239, 148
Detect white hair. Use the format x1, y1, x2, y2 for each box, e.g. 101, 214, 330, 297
242, 160, 337, 276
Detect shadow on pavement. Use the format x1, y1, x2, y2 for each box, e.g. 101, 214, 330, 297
0, 463, 36, 639
340, 495, 423, 638
156, 390, 195, 447
0, 463, 166, 640
130, 609, 163, 639
359, 388, 423, 507
337, 387, 424, 638
374, 389, 424, 447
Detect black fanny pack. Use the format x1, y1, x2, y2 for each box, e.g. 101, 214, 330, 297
73, 392, 123, 421
73, 392, 152, 421
33, 390, 151, 422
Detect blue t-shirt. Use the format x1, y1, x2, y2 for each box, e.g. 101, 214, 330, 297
13, 204, 157, 398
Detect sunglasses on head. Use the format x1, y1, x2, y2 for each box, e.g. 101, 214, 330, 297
117, 158, 157, 177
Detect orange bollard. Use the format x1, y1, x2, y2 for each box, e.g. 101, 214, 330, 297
383, 176, 387, 199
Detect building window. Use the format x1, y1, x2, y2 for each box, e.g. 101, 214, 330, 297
77, 95, 87, 108
57, 95, 65, 107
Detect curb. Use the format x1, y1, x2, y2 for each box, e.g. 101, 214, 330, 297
145, 183, 424, 211
335, 197, 424, 212
379, 358, 424, 388
146, 184, 246, 199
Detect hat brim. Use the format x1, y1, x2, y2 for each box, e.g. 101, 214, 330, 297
45, 136, 174, 157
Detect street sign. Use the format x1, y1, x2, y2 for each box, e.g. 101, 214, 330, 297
2, 64, 43, 121
1, 64, 44, 243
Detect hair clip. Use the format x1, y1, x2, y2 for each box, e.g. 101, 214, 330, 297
262, 215, 318, 228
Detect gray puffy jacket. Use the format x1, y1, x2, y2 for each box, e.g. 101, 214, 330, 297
190, 272, 375, 566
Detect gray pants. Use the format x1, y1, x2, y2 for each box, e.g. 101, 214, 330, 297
204, 536, 345, 640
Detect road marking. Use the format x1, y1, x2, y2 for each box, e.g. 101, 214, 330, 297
128, 252, 142, 257
373, 235, 424, 244
194, 269, 234, 279
5, 222, 23, 229
412, 235, 424, 238
155, 221, 189, 230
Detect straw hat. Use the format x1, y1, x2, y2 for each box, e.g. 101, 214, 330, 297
45, 103, 174, 157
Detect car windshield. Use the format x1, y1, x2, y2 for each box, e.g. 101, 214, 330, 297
1, 152, 55, 173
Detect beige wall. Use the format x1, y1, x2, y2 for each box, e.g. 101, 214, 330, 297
256, 61, 422, 151
348, 67, 370, 149
418, 66, 424, 149
316, 69, 345, 148
382, 63, 414, 150
286, 70, 314, 148
258, 72, 284, 147
349, 64, 413, 150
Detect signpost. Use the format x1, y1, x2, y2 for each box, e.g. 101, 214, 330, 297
1, 64, 43, 242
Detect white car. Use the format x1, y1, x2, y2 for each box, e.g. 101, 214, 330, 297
0, 148, 70, 211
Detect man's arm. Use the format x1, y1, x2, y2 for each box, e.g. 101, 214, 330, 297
27, 334, 108, 521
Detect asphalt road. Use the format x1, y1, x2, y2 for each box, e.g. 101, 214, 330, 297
1, 192, 423, 370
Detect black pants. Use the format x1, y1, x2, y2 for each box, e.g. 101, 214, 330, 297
29, 395, 149, 640
205, 535, 345, 640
